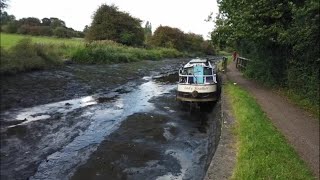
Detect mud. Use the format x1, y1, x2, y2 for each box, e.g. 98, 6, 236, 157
0, 58, 222, 180
0, 59, 187, 111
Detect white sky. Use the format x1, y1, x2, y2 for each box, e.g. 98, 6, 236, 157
6, 0, 218, 40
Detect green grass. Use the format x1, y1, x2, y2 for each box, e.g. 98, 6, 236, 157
275, 88, 319, 119
0, 38, 64, 74
218, 50, 231, 56
71, 40, 183, 64
0, 33, 84, 48
225, 83, 315, 180
0, 33, 185, 74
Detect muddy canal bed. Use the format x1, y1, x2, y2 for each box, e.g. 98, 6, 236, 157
0, 59, 221, 180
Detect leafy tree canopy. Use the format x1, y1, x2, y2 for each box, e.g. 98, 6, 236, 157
86, 4, 144, 46
211, 0, 319, 107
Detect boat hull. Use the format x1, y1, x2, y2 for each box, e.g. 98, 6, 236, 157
176, 84, 218, 102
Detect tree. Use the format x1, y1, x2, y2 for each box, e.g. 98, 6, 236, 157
211, 0, 319, 107
83, 25, 89, 34
0, 11, 15, 25
2, 20, 18, 33
200, 41, 215, 55
0, 0, 8, 12
86, 4, 144, 46
18, 17, 41, 26
50, 17, 65, 28
184, 33, 204, 52
144, 21, 152, 37
53, 27, 72, 38
151, 26, 185, 50
41, 18, 51, 26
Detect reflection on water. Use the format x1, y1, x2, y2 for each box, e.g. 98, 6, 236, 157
30, 78, 176, 180
4, 96, 97, 128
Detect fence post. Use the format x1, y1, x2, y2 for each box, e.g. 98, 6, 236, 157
236, 57, 239, 69
236, 57, 252, 71
223, 57, 227, 73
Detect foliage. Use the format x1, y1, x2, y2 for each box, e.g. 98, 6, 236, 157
0, 11, 15, 25
0, 11, 83, 38
53, 27, 72, 38
151, 26, 185, 50
2, 21, 18, 33
71, 40, 183, 64
144, 21, 152, 46
0, 33, 83, 49
225, 83, 314, 179
144, 21, 152, 37
212, 0, 319, 109
86, 4, 144, 46
0, 38, 63, 74
0, 33, 186, 74
150, 26, 215, 55
200, 40, 215, 55
0, 0, 8, 12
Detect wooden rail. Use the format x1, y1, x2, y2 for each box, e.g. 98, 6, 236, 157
207, 56, 228, 73
236, 56, 252, 71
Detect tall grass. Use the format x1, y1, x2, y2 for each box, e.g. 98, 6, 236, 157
0, 33, 83, 48
225, 83, 315, 179
0, 38, 63, 74
71, 41, 183, 64
0, 35, 186, 74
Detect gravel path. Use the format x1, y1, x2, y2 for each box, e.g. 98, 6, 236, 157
227, 62, 319, 178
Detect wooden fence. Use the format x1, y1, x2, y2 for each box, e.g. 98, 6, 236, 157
236, 56, 252, 71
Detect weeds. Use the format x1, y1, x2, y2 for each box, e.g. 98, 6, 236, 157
71, 41, 183, 64
0, 38, 62, 74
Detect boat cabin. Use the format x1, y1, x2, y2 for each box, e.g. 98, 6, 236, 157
179, 58, 217, 84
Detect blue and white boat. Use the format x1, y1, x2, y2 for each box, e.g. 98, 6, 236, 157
176, 58, 220, 102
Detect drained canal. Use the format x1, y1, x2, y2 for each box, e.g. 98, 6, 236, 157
0, 59, 222, 180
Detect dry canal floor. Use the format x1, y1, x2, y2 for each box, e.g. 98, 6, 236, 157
0, 59, 222, 180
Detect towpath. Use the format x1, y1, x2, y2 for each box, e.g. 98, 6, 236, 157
227, 61, 319, 178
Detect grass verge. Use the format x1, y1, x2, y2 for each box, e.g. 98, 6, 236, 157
0, 35, 185, 74
71, 40, 183, 64
225, 83, 315, 179
0, 33, 83, 48
0, 38, 63, 74
275, 88, 319, 119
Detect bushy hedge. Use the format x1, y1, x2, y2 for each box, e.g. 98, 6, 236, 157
71, 41, 183, 64
213, 0, 319, 113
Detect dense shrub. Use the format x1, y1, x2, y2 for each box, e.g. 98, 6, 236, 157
53, 27, 71, 38
151, 26, 215, 55
86, 4, 145, 46
1, 10, 82, 38
212, 0, 319, 110
2, 21, 18, 33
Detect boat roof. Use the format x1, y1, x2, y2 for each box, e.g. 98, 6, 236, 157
189, 59, 208, 63
183, 58, 213, 68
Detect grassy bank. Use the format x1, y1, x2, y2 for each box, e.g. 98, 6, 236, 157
72, 41, 183, 64
276, 88, 319, 118
0, 33, 185, 74
0, 38, 64, 74
225, 83, 314, 179
0, 33, 83, 48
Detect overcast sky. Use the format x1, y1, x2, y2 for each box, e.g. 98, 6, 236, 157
6, 0, 218, 39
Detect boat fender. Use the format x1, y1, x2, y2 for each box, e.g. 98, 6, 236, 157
192, 90, 198, 98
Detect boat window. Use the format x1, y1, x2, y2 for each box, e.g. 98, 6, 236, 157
186, 68, 193, 75
204, 68, 212, 75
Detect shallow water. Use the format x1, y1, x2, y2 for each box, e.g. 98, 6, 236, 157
0, 58, 221, 180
